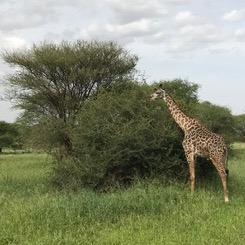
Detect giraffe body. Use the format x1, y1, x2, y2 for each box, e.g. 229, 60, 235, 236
150, 85, 229, 202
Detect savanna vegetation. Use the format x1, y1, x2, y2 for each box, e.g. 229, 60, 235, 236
1, 38, 245, 244
1, 39, 239, 190
233, 114, 245, 142
0, 143, 245, 244
0, 121, 21, 153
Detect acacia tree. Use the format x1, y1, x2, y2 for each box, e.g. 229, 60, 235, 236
2, 40, 138, 151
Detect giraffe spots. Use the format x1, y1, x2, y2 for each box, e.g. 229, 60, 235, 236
151, 88, 229, 201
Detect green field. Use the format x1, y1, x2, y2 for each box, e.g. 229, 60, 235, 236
1, 144, 245, 245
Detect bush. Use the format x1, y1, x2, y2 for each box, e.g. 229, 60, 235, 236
233, 114, 245, 142
51, 80, 235, 190
51, 82, 188, 190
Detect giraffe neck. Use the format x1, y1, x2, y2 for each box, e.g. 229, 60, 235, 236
164, 93, 194, 132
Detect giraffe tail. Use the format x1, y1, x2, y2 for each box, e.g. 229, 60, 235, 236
225, 150, 229, 177
225, 161, 229, 183
225, 168, 229, 176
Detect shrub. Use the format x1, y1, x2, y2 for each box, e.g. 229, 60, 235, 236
51, 80, 235, 190
51, 82, 188, 190
233, 114, 245, 142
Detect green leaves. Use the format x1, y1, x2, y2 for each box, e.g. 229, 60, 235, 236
233, 114, 245, 142
52, 82, 187, 190
0, 121, 20, 152
51, 80, 236, 190
2, 40, 138, 124
2, 40, 138, 152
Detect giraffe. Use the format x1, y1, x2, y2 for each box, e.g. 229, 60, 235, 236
150, 84, 229, 202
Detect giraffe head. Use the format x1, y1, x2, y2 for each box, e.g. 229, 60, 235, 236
150, 84, 166, 101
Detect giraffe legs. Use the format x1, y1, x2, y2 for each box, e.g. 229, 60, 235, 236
184, 150, 196, 195
182, 140, 229, 202
210, 157, 229, 202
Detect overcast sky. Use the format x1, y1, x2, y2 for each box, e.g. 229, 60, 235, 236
0, 0, 245, 122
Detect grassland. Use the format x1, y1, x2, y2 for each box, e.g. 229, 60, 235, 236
1, 144, 245, 245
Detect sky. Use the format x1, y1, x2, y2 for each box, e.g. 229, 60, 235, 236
0, 0, 245, 122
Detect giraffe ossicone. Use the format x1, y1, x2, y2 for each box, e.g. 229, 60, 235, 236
150, 85, 229, 202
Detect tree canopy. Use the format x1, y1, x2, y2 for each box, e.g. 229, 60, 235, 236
2, 40, 138, 151
3, 40, 138, 124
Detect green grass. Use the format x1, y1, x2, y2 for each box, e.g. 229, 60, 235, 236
1, 145, 245, 245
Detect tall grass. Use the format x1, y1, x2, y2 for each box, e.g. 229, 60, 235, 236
0, 145, 245, 245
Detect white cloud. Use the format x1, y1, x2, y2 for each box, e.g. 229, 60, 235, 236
222, 9, 245, 22
235, 29, 245, 41
81, 22, 109, 42
143, 31, 167, 44
0, 36, 29, 50
82, 18, 164, 45
106, 19, 160, 37
44, 29, 77, 42
104, 0, 192, 25
175, 11, 196, 24
0, 1, 58, 31
104, 0, 168, 24
166, 23, 228, 55
0, 0, 92, 31
180, 24, 225, 42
